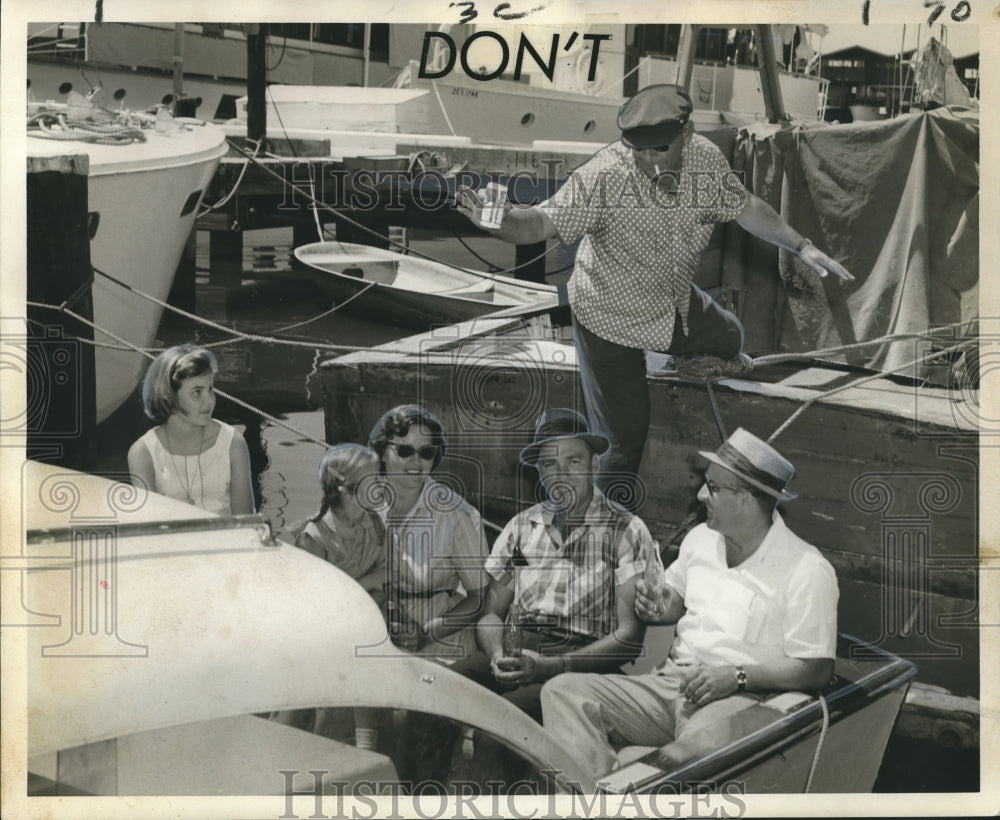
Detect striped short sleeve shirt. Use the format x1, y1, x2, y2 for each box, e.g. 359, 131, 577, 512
485, 487, 653, 639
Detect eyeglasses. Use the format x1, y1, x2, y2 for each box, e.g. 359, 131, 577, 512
387, 442, 437, 460
630, 143, 672, 153
705, 479, 746, 496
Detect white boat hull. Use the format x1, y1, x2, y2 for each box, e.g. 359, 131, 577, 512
295, 241, 556, 328
28, 122, 228, 423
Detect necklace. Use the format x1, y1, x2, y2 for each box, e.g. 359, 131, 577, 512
165, 424, 205, 506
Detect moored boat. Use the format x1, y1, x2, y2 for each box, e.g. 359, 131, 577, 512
21, 460, 914, 796
295, 240, 557, 328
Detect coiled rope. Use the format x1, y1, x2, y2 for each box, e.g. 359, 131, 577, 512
28, 111, 147, 146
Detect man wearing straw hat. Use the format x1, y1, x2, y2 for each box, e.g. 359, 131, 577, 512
457, 84, 853, 508
539, 427, 839, 781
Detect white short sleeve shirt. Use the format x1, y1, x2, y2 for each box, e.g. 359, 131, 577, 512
662, 514, 839, 669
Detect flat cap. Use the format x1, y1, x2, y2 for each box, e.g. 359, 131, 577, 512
618, 84, 693, 148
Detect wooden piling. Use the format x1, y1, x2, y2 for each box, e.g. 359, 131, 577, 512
26, 155, 98, 470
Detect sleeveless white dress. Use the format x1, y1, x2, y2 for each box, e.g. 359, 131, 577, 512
139, 421, 236, 515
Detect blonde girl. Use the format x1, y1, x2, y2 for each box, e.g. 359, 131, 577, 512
282, 443, 387, 750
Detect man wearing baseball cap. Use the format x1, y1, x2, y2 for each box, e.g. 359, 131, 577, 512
539, 427, 839, 782
457, 84, 853, 508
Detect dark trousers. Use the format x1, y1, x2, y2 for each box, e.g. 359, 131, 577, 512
394, 651, 545, 789
574, 284, 743, 508
395, 650, 621, 792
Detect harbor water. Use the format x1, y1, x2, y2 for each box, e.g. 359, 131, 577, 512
94, 225, 978, 794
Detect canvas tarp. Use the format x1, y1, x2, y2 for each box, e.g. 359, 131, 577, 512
725, 107, 978, 376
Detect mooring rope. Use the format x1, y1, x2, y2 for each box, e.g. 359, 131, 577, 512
678, 320, 975, 445
752, 321, 972, 367
198, 138, 263, 216
803, 695, 831, 793
225, 138, 562, 287
25, 299, 329, 448
766, 339, 975, 444
90, 266, 372, 354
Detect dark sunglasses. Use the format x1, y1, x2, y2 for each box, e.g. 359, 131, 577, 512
387, 442, 437, 460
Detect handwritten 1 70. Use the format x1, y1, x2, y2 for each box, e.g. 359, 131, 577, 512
862, 0, 972, 25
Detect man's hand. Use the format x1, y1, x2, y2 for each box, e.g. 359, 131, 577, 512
634, 578, 670, 624
455, 184, 509, 231
455, 185, 485, 223
491, 649, 557, 686
799, 243, 855, 282
679, 663, 740, 706
387, 613, 424, 652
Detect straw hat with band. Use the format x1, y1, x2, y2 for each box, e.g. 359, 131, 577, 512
699, 427, 798, 502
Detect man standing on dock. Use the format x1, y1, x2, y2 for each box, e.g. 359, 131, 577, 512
538, 427, 839, 782
458, 84, 853, 508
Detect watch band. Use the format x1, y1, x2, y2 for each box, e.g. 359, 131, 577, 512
736, 666, 748, 692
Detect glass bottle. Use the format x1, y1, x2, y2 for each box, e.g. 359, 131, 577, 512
643, 540, 665, 609
501, 607, 523, 658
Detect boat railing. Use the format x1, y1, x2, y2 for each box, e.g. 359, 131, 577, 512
27, 513, 277, 548
602, 633, 917, 793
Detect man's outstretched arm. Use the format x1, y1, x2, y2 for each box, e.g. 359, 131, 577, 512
736, 192, 854, 282
456, 185, 559, 246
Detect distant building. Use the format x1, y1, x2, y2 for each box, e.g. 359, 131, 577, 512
818, 42, 979, 122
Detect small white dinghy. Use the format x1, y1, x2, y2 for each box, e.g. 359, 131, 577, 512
294, 241, 556, 328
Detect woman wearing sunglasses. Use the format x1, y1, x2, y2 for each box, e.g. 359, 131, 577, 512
369, 404, 489, 661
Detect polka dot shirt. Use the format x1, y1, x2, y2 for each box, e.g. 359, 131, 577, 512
541, 132, 748, 350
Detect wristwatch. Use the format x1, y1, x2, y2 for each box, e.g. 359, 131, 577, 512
736, 666, 748, 693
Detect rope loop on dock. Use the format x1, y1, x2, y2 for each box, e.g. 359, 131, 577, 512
28, 111, 148, 145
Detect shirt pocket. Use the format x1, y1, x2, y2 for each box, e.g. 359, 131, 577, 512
711, 577, 756, 639
744, 593, 768, 644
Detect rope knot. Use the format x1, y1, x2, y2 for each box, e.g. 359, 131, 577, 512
674, 351, 754, 382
